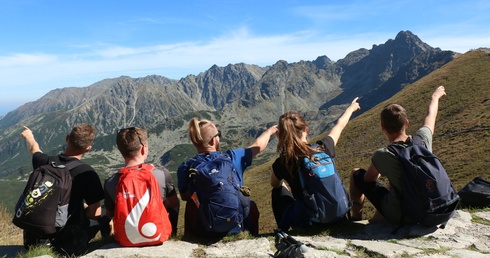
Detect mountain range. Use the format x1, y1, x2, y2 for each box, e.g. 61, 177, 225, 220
0, 30, 457, 179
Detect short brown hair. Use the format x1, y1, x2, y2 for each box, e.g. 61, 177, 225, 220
380, 104, 408, 134
116, 127, 147, 157
68, 124, 95, 151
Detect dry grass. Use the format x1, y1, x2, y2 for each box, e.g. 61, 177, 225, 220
0, 206, 23, 245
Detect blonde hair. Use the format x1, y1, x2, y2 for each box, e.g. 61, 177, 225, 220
277, 111, 317, 178
188, 118, 218, 149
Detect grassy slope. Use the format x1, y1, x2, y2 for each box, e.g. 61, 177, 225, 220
245, 49, 490, 234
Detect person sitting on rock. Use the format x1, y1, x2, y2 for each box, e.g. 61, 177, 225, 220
177, 118, 277, 238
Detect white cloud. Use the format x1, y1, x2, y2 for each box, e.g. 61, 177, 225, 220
0, 53, 56, 67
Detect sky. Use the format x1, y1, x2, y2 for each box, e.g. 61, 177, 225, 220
0, 0, 489, 116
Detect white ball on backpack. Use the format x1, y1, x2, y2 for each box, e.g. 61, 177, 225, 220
141, 222, 158, 237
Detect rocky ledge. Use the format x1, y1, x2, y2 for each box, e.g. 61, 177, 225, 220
81, 210, 490, 258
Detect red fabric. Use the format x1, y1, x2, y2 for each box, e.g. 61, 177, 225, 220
113, 164, 172, 246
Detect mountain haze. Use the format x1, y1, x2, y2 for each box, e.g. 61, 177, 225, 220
0, 30, 457, 179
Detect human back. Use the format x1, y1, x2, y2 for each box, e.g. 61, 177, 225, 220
177, 118, 277, 237
18, 124, 104, 256
271, 98, 360, 230
349, 86, 458, 227
104, 126, 173, 246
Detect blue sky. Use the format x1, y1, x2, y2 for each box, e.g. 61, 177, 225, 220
1, 0, 489, 116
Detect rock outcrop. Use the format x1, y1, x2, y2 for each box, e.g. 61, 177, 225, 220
80, 210, 489, 258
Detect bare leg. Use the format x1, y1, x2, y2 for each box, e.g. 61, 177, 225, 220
349, 168, 365, 220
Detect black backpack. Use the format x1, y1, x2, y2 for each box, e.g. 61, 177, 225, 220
458, 177, 490, 208
388, 135, 459, 227
188, 152, 249, 233
13, 159, 83, 236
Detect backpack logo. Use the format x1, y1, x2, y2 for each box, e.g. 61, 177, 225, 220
426, 180, 436, 192
13, 159, 82, 236
299, 150, 351, 224
123, 191, 135, 199
124, 187, 161, 243
113, 164, 172, 247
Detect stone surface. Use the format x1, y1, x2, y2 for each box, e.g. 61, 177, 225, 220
2, 210, 489, 258
82, 241, 198, 258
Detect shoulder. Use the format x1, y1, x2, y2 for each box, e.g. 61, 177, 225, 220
33, 151, 49, 161
372, 147, 393, 161
318, 136, 335, 157
272, 157, 284, 169
105, 172, 120, 184
104, 172, 120, 189
413, 126, 433, 151
177, 159, 193, 172
416, 126, 433, 137
152, 167, 171, 180
153, 166, 170, 175
227, 148, 246, 158
321, 136, 335, 148
32, 152, 50, 168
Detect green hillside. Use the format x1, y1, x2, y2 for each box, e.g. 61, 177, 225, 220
246, 49, 490, 234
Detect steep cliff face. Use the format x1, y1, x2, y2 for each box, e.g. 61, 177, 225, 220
0, 31, 457, 177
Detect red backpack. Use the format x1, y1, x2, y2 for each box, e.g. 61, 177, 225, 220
113, 164, 172, 246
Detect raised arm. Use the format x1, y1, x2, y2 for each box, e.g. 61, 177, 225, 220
20, 126, 42, 155
328, 97, 361, 146
423, 86, 446, 134
248, 125, 278, 158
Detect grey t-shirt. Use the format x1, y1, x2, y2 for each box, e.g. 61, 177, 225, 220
104, 165, 176, 213
371, 126, 433, 224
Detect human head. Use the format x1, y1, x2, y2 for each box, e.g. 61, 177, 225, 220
66, 123, 95, 153
380, 103, 408, 134
188, 118, 220, 152
116, 126, 148, 158
277, 111, 312, 165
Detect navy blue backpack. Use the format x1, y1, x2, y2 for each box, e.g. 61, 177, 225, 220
388, 135, 459, 227
298, 144, 351, 224
189, 152, 250, 233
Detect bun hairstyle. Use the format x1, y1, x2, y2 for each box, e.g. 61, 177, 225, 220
188, 118, 218, 148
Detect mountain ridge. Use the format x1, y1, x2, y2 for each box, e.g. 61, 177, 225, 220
0, 30, 458, 178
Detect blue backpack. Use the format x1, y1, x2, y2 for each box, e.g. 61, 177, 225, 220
298, 145, 350, 224
189, 152, 249, 233
388, 135, 459, 227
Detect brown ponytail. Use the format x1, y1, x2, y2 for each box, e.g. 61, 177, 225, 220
277, 111, 315, 178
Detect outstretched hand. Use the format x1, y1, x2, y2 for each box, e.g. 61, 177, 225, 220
349, 97, 361, 112
267, 125, 279, 137
21, 126, 34, 140
432, 86, 446, 100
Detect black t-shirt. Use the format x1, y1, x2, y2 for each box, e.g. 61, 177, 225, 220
32, 152, 105, 224
272, 136, 335, 200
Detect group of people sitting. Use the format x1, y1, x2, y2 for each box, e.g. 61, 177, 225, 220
18, 86, 449, 256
